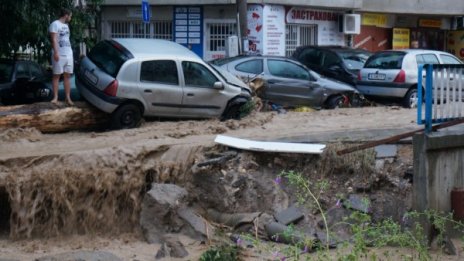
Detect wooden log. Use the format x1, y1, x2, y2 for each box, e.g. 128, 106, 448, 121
0, 102, 109, 133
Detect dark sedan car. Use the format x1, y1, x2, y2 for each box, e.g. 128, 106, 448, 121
211, 55, 363, 109
0, 59, 52, 105
292, 46, 371, 86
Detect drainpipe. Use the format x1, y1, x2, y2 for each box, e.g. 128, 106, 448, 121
237, 0, 247, 54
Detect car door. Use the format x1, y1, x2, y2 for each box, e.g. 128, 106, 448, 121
321, 50, 346, 82
180, 61, 227, 117
295, 48, 324, 74
263, 58, 322, 107
229, 58, 264, 80
138, 59, 183, 116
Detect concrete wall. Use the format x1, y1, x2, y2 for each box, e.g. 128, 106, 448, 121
413, 131, 464, 214
103, 0, 362, 10
361, 0, 464, 16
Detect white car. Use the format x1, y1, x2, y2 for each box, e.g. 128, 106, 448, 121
357, 49, 462, 108
76, 39, 251, 129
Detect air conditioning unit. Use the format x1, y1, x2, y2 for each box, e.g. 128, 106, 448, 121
339, 14, 361, 35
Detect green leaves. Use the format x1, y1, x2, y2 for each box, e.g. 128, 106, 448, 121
0, 0, 103, 63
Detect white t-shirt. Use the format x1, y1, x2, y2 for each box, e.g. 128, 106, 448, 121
49, 20, 73, 56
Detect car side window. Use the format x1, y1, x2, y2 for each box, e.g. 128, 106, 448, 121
416, 54, 425, 65
182, 61, 218, 87
440, 54, 462, 64
29, 63, 43, 79
235, 59, 263, 74
267, 59, 311, 80
322, 51, 340, 67
141, 60, 178, 85
299, 48, 323, 66
15, 63, 29, 79
422, 54, 440, 64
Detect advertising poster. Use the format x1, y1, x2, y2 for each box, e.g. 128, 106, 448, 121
263, 5, 286, 56
447, 31, 464, 61
392, 28, 410, 49
173, 6, 203, 58
285, 7, 344, 46
246, 4, 263, 55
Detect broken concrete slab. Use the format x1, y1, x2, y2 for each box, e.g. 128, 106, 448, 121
343, 194, 371, 213
140, 183, 188, 243
177, 207, 215, 239
214, 135, 325, 154
155, 235, 189, 259
319, 206, 354, 243
274, 205, 304, 225
207, 209, 261, 229
35, 251, 123, 261
375, 145, 397, 158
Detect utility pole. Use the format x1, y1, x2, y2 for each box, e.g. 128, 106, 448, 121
237, 0, 247, 54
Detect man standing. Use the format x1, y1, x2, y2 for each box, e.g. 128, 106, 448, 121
49, 8, 74, 105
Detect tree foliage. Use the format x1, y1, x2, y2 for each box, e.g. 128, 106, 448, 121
0, 0, 103, 64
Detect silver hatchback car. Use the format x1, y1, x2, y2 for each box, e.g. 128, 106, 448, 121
357, 49, 462, 108
76, 39, 251, 129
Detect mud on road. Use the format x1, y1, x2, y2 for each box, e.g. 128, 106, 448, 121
0, 106, 419, 260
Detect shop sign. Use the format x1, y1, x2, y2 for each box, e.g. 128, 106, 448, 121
173, 6, 203, 57
247, 4, 263, 55
447, 31, 464, 60
392, 28, 410, 49
418, 19, 442, 28
285, 7, 344, 46
263, 5, 285, 56
362, 13, 387, 27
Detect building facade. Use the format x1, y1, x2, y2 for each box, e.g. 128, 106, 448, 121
99, 0, 464, 60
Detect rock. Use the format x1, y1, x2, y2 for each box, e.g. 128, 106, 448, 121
375, 159, 385, 171
177, 207, 215, 239
430, 235, 457, 256
343, 194, 371, 213
140, 183, 188, 243
375, 145, 397, 158
207, 209, 261, 229
35, 251, 122, 261
274, 205, 304, 225
155, 235, 189, 259
320, 207, 353, 243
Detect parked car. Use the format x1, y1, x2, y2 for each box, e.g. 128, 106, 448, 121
357, 49, 463, 108
0, 59, 52, 105
292, 46, 372, 86
76, 39, 251, 129
211, 55, 363, 109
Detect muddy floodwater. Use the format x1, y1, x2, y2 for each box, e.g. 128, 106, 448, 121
3, 106, 458, 260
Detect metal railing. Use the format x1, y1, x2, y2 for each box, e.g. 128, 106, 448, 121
417, 64, 464, 132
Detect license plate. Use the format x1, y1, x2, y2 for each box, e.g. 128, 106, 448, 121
368, 73, 386, 80
84, 69, 98, 85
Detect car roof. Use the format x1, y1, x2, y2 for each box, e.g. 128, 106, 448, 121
113, 38, 200, 60
374, 49, 454, 55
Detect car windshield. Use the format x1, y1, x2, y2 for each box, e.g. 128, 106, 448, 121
339, 51, 371, 70
364, 52, 405, 69
88, 41, 132, 78
0, 62, 13, 84
209, 63, 246, 87
210, 56, 248, 66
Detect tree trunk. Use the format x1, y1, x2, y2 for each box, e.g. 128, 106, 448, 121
0, 102, 109, 133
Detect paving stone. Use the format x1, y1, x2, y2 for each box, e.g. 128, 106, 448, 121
375, 145, 397, 158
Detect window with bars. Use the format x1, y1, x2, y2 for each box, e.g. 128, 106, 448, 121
109, 20, 172, 40
285, 24, 317, 57
206, 23, 237, 52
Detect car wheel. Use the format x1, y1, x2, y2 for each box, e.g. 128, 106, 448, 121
35, 86, 52, 101
326, 95, 345, 109
110, 103, 142, 129
221, 97, 249, 121
403, 88, 418, 109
